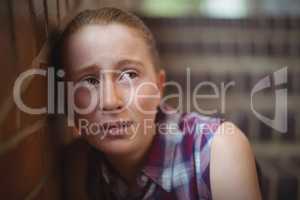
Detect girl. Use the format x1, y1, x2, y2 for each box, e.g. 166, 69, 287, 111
57, 7, 261, 200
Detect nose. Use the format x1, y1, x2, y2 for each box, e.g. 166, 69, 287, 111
99, 75, 123, 112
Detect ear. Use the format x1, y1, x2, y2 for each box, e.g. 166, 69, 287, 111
156, 69, 166, 96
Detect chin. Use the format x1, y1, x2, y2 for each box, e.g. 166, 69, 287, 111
85, 133, 138, 156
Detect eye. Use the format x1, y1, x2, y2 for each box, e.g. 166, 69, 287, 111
118, 70, 138, 82
83, 77, 100, 86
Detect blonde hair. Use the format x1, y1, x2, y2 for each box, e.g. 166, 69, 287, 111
59, 7, 160, 70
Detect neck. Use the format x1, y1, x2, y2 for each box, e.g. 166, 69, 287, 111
106, 152, 142, 185
105, 127, 156, 185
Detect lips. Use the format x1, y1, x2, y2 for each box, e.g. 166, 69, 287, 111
100, 120, 134, 136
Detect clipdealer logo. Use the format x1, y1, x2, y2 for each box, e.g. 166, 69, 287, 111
250, 67, 288, 133
13, 66, 288, 133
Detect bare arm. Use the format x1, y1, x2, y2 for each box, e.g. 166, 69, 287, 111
210, 122, 262, 200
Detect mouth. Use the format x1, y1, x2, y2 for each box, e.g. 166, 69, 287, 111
100, 120, 134, 136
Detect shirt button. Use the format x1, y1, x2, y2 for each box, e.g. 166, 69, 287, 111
138, 175, 148, 187
141, 175, 148, 182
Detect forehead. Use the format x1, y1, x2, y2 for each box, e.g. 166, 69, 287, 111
63, 23, 152, 73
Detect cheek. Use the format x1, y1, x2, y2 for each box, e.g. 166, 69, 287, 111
74, 87, 98, 110
132, 82, 161, 113
73, 87, 98, 132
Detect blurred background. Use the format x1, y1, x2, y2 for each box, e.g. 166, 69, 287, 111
0, 0, 299, 199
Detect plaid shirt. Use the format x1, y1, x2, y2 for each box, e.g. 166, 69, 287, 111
87, 107, 222, 200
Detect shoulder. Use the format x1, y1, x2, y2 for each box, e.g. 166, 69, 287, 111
211, 121, 251, 155
210, 121, 262, 200
210, 121, 255, 168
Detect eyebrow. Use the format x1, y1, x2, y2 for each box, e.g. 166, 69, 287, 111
115, 59, 144, 69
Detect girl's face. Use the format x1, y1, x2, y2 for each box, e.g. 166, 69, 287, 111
63, 23, 165, 156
